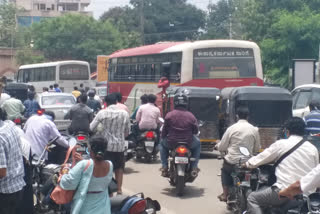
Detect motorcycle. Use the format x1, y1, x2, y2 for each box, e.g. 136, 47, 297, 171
225, 147, 258, 213
135, 130, 159, 162
167, 142, 198, 196
32, 137, 66, 213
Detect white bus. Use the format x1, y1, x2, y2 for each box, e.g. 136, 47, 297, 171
17, 60, 92, 93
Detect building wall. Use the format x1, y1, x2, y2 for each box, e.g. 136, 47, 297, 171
0, 48, 17, 80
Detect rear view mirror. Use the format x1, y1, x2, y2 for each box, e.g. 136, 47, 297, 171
239, 147, 250, 156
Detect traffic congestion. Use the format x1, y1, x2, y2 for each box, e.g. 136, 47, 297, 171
2, 0, 320, 213
1, 74, 320, 214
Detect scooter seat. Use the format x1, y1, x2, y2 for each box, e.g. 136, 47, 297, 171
110, 195, 129, 208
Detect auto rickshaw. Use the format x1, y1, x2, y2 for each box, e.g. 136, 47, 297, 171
5, 82, 32, 102
221, 86, 292, 149
166, 86, 221, 151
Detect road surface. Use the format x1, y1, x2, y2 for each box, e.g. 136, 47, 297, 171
123, 152, 230, 214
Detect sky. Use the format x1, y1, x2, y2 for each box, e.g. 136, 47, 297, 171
86, 0, 218, 19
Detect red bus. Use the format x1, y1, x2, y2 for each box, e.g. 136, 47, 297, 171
106, 40, 263, 113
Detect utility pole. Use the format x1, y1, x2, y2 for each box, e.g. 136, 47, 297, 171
228, 0, 232, 39
140, 0, 145, 45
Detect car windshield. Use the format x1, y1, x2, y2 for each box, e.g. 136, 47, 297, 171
41, 95, 76, 106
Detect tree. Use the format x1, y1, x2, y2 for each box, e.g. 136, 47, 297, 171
260, 8, 320, 87
100, 0, 206, 44
0, 0, 17, 47
31, 14, 125, 70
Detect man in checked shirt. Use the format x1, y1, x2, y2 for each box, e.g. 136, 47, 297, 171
90, 93, 130, 195
0, 108, 26, 214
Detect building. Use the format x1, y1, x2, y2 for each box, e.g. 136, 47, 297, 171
12, 0, 92, 26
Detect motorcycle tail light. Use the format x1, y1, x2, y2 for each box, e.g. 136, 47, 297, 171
37, 109, 45, 115
176, 146, 188, 155
77, 135, 86, 141
145, 131, 155, 139
14, 118, 21, 124
128, 199, 147, 214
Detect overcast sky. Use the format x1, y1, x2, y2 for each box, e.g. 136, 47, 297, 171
87, 0, 218, 19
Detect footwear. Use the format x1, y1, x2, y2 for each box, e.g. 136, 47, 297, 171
217, 193, 227, 202
160, 167, 169, 177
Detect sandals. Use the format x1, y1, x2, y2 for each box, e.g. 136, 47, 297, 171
217, 193, 227, 202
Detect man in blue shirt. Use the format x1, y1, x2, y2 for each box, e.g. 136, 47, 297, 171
54, 83, 62, 93
23, 92, 40, 118
304, 100, 320, 134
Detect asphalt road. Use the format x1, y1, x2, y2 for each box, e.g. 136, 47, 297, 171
123, 152, 230, 214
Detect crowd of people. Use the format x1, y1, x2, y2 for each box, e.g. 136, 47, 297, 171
2, 80, 320, 214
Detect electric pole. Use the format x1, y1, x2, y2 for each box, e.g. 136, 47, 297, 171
140, 0, 145, 45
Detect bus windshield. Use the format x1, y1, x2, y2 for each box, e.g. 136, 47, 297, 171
193, 48, 256, 79
59, 64, 89, 80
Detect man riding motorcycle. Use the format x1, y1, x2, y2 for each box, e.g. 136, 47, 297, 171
24, 111, 71, 162
216, 106, 261, 202
244, 117, 319, 214
87, 90, 102, 113
159, 93, 200, 177
65, 94, 93, 135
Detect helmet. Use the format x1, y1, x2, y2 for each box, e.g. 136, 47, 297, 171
88, 90, 95, 98
174, 93, 188, 108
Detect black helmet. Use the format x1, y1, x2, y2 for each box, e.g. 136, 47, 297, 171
88, 90, 95, 98
174, 93, 188, 108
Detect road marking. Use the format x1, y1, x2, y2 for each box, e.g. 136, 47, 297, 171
123, 187, 177, 214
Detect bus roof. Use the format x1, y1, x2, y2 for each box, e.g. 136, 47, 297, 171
19, 60, 89, 69
108, 40, 260, 58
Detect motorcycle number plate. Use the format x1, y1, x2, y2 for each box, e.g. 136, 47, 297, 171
175, 157, 188, 164
124, 140, 129, 149
145, 141, 155, 147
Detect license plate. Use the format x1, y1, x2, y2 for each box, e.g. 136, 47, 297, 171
124, 141, 129, 149
145, 141, 155, 147
175, 157, 188, 164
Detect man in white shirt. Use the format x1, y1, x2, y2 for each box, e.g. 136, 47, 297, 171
279, 164, 320, 199
24, 111, 70, 161
244, 117, 319, 214
217, 106, 261, 202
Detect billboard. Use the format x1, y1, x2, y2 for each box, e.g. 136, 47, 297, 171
97, 55, 109, 82
292, 59, 316, 89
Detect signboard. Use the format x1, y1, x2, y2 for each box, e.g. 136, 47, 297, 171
194, 48, 254, 58
97, 55, 109, 82
292, 59, 316, 89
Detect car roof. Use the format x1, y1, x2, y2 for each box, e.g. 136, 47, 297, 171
292, 84, 320, 91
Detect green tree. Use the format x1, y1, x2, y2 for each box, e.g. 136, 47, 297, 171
0, 0, 17, 47
31, 14, 125, 70
100, 0, 206, 44
260, 8, 320, 87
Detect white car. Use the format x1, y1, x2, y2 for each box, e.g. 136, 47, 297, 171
292, 84, 320, 118
37, 93, 76, 130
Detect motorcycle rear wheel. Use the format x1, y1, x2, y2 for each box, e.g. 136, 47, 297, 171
176, 175, 185, 197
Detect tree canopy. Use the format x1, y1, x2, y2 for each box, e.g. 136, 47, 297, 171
31, 14, 125, 69
100, 0, 206, 44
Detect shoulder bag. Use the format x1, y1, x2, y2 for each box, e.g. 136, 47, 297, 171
268, 138, 306, 185
50, 146, 91, 205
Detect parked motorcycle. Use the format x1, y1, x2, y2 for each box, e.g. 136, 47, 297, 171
166, 142, 198, 196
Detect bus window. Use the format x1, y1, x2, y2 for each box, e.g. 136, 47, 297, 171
170, 62, 181, 83
193, 48, 256, 79
59, 64, 89, 80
